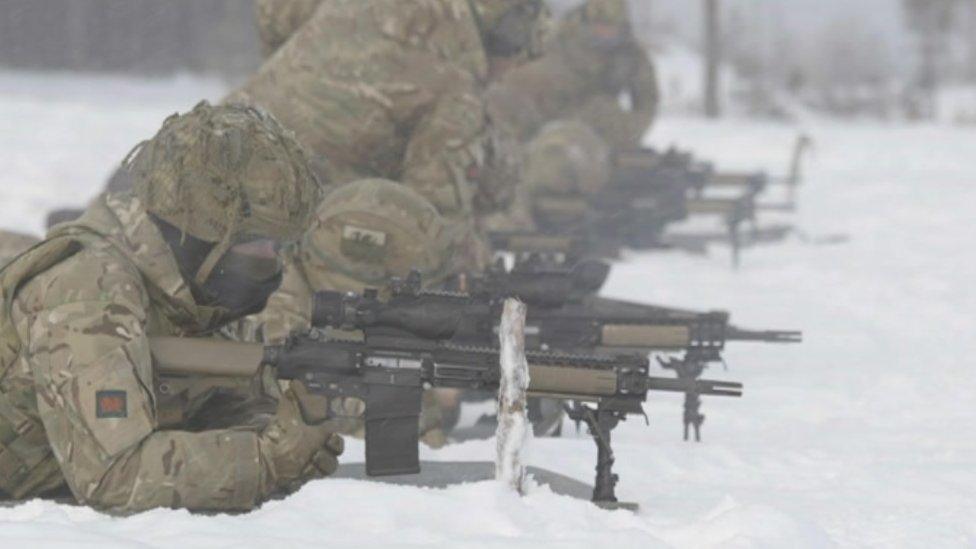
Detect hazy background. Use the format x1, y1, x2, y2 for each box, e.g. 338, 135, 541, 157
2, 0, 975, 122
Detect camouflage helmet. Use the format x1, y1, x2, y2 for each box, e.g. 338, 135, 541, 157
255, 0, 324, 57
558, 0, 633, 54
128, 101, 323, 283
525, 120, 611, 198
299, 179, 458, 293
580, 0, 630, 25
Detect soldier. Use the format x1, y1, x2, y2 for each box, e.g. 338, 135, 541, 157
486, 0, 659, 152
524, 119, 612, 201
481, 119, 612, 232
223, 178, 462, 448
0, 230, 39, 267
228, 178, 460, 345
226, 0, 549, 230
0, 102, 343, 513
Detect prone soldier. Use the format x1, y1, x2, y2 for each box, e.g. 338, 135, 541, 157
0, 102, 344, 513
223, 178, 464, 447
226, 178, 461, 345
481, 118, 612, 233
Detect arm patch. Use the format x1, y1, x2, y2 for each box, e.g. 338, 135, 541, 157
95, 391, 128, 419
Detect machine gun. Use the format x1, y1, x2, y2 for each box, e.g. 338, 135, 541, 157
312, 273, 800, 440
149, 335, 741, 509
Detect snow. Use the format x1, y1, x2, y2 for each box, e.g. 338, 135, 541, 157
2, 70, 976, 547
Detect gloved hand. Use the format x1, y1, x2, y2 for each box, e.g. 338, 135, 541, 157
419, 389, 461, 449
289, 381, 366, 437
259, 386, 345, 493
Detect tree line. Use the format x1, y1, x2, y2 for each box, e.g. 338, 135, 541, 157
0, 0, 259, 76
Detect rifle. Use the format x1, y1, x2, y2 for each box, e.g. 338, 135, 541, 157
149, 335, 741, 508
448, 258, 612, 308
511, 151, 774, 263
517, 178, 690, 254
312, 273, 800, 440
684, 194, 757, 268
314, 272, 800, 356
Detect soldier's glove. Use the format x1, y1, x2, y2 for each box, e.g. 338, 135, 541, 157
419, 389, 460, 449
259, 386, 345, 494
289, 381, 366, 437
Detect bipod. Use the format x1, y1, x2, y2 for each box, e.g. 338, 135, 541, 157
565, 402, 638, 512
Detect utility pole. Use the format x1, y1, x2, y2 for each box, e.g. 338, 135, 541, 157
704, 0, 722, 118
968, 0, 976, 81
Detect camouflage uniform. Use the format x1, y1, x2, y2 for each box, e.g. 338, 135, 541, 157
0, 230, 39, 267
0, 103, 340, 512
486, 0, 659, 151
227, 0, 547, 227
255, 0, 325, 57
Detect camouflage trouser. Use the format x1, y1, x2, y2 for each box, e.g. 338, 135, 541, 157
0, 392, 65, 500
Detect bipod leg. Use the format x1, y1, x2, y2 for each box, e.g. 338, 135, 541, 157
569, 403, 638, 512
684, 391, 704, 443
666, 354, 707, 442
728, 219, 742, 269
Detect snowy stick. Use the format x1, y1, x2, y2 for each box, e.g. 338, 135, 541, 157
495, 298, 530, 494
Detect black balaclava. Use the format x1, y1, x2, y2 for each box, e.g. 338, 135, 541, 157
153, 215, 283, 322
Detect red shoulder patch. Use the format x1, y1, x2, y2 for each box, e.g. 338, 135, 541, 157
96, 390, 128, 419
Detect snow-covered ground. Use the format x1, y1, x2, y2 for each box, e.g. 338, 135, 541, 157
1, 71, 975, 548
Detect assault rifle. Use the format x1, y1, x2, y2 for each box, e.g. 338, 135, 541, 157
504, 160, 773, 266
615, 133, 812, 201
149, 335, 741, 508
488, 177, 689, 261
315, 272, 800, 354
312, 272, 800, 440
684, 194, 758, 268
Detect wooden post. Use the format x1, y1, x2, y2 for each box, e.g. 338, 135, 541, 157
704, 0, 722, 118
496, 298, 530, 494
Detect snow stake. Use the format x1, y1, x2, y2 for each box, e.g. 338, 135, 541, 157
496, 298, 530, 494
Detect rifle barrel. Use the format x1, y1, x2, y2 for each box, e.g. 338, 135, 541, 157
645, 376, 743, 397
727, 327, 802, 343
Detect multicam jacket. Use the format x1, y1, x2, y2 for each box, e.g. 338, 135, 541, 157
0, 193, 280, 512
227, 0, 492, 222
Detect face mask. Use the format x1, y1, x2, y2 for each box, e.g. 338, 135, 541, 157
153, 215, 284, 321
192, 245, 284, 320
